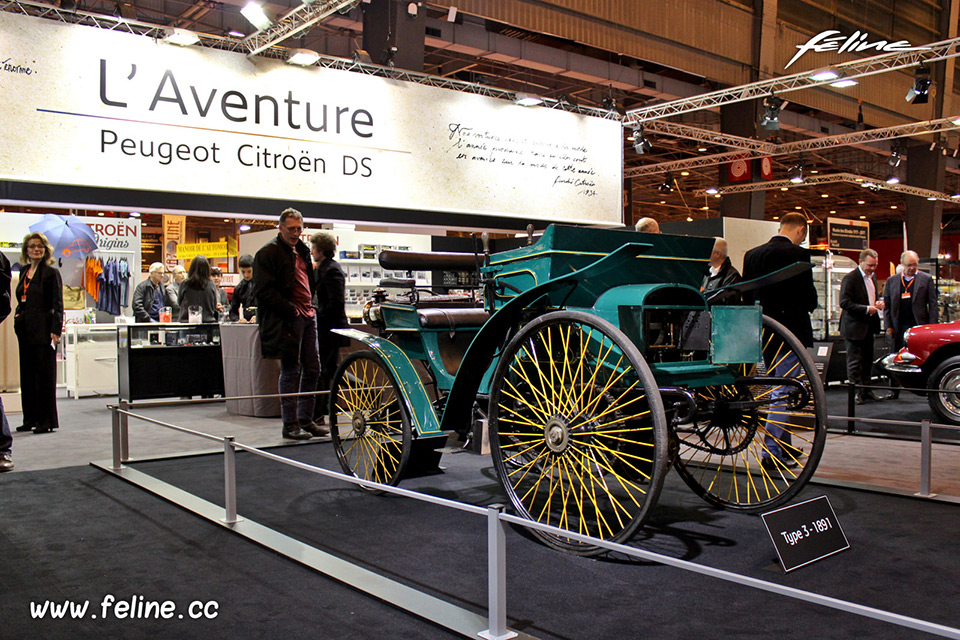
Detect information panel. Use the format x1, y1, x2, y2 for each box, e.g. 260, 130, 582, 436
761, 495, 850, 572
0, 12, 622, 225
828, 217, 870, 252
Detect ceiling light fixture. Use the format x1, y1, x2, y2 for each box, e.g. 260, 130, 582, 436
788, 164, 803, 184
830, 76, 858, 88
886, 174, 900, 184
809, 68, 840, 82
162, 27, 200, 46
632, 127, 652, 155
759, 94, 787, 131
906, 65, 931, 104
514, 94, 543, 107
287, 48, 320, 66
705, 187, 719, 195
658, 173, 674, 194
240, 2, 273, 31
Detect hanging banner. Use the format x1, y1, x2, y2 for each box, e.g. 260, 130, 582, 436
727, 156, 751, 183
163, 215, 185, 270
758, 157, 773, 180
0, 11, 622, 225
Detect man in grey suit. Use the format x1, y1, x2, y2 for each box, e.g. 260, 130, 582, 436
883, 250, 938, 399
839, 248, 885, 404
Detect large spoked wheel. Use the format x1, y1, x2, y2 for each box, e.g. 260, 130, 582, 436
329, 351, 412, 491
489, 310, 669, 556
674, 315, 826, 512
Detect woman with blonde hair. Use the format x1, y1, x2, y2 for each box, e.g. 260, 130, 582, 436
14, 232, 63, 434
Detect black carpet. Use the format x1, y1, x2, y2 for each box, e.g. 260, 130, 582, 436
3, 443, 959, 639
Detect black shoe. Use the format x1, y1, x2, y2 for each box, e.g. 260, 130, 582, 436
282, 424, 312, 440
299, 420, 330, 438
888, 391, 900, 400
864, 390, 882, 402
855, 395, 867, 405
15, 424, 34, 432
761, 457, 799, 471
32, 425, 57, 434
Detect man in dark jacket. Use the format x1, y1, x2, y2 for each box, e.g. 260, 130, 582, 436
882, 250, 938, 399
131, 262, 174, 322
742, 213, 818, 470
742, 213, 818, 347
840, 248, 885, 404
701, 237, 741, 305
253, 209, 325, 440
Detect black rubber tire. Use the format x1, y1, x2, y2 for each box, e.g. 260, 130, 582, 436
329, 350, 412, 491
488, 310, 669, 556
673, 315, 827, 512
927, 356, 960, 425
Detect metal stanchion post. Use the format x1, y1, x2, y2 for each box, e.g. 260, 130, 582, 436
119, 398, 130, 462
846, 382, 856, 433
479, 504, 517, 640
221, 436, 242, 524
917, 419, 935, 498
110, 405, 123, 471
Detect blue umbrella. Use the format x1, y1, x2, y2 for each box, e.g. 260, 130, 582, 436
29, 214, 98, 259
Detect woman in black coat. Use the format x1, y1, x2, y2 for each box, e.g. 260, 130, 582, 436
177, 255, 219, 323
14, 232, 63, 434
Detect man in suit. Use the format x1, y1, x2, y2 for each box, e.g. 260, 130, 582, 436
882, 250, 938, 399
742, 213, 818, 469
839, 248, 885, 404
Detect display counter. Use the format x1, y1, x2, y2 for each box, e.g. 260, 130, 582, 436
117, 323, 224, 401
219, 323, 281, 417
64, 324, 119, 398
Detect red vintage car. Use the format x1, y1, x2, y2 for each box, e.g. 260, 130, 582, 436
883, 321, 960, 424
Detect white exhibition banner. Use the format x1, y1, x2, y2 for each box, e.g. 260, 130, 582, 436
0, 11, 623, 225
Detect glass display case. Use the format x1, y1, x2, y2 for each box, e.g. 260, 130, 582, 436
918, 258, 960, 322
811, 252, 857, 341
117, 323, 223, 401
63, 324, 118, 398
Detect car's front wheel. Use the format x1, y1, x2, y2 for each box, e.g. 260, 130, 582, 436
927, 356, 960, 425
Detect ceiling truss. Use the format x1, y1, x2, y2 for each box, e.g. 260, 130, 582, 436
692, 172, 958, 202
624, 36, 960, 125
628, 117, 960, 177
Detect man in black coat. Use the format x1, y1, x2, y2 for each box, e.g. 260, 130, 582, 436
742, 213, 818, 347
882, 250, 937, 399
742, 213, 818, 469
701, 237, 741, 305
253, 208, 324, 441
839, 248, 885, 404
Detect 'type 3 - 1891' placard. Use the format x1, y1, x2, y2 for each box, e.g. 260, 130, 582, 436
761, 495, 850, 572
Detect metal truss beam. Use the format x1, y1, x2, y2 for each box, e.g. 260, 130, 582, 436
243, 0, 358, 58
624, 36, 960, 125
640, 120, 773, 152
626, 117, 960, 177
691, 172, 959, 202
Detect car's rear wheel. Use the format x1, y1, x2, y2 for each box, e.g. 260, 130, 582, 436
928, 357, 960, 425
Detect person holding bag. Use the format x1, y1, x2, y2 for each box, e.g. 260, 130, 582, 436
14, 232, 63, 434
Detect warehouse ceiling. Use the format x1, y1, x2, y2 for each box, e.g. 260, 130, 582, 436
7, 0, 960, 237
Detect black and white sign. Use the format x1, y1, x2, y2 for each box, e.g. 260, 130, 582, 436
761, 495, 849, 572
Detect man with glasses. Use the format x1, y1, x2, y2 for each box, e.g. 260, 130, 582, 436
883, 250, 938, 399
253, 208, 327, 440
840, 248, 885, 404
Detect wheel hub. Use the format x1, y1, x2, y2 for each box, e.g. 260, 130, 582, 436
351, 411, 367, 436
544, 416, 571, 453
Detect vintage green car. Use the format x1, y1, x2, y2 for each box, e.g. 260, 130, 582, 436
330, 224, 826, 555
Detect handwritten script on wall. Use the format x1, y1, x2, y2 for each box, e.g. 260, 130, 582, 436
447, 123, 599, 198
